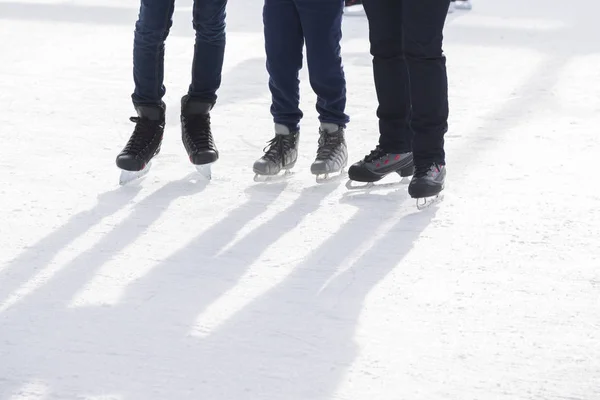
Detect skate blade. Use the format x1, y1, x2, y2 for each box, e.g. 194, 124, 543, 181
314, 169, 346, 184
119, 162, 152, 185
194, 163, 213, 180
415, 193, 444, 210
254, 169, 294, 183
345, 176, 410, 191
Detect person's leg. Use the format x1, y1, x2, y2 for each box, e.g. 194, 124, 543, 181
118, 0, 174, 181
252, 0, 304, 178
178, 0, 228, 171
403, 0, 450, 200
295, 0, 348, 178
188, 0, 228, 104
346, 0, 414, 185
362, 0, 412, 153
297, 0, 349, 127
264, 0, 305, 130
131, 0, 176, 106
403, 0, 449, 166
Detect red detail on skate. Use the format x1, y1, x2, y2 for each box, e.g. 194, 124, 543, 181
394, 154, 400, 160
376, 163, 381, 167
384, 159, 389, 165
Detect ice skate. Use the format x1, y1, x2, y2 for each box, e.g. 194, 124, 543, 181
253, 124, 299, 183
345, 146, 414, 190
311, 123, 347, 183
181, 95, 218, 180
408, 162, 446, 209
116, 103, 165, 185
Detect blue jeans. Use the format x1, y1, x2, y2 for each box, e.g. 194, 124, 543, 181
132, 0, 227, 106
263, 0, 349, 129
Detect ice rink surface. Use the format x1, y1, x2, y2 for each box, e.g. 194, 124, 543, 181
0, 0, 599, 398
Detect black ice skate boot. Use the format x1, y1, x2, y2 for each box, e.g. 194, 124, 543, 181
253, 124, 299, 182
408, 162, 446, 209
116, 102, 165, 185
311, 123, 348, 183
346, 145, 414, 189
181, 95, 218, 179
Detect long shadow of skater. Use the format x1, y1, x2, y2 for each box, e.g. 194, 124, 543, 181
0, 180, 345, 399
0, 186, 141, 306
188, 189, 438, 399
0, 176, 207, 315
110, 181, 342, 340
186, 38, 564, 399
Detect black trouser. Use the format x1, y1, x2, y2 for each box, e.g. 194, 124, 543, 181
362, 0, 450, 165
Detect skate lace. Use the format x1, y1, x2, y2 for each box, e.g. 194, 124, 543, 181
263, 134, 294, 163
125, 116, 162, 154
363, 146, 387, 163
315, 131, 344, 160
414, 163, 436, 178
184, 114, 213, 150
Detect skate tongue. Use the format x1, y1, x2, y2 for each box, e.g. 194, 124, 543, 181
136, 104, 165, 121
320, 122, 339, 134
275, 123, 293, 135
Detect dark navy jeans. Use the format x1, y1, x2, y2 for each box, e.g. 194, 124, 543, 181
132, 0, 227, 106
363, 0, 449, 165
263, 0, 349, 129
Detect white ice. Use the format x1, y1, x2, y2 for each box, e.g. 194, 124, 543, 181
1, 0, 599, 399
